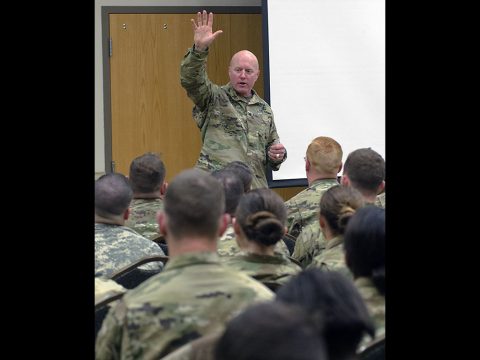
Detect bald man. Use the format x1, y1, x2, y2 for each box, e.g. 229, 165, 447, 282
180, 10, 287, 189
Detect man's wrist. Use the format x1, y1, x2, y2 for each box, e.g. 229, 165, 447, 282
193, 43, 208, 52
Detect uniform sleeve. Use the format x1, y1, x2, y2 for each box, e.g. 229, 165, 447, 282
265, 115, 286, 171
96, 300, 127, 360
180, 47, 215, 113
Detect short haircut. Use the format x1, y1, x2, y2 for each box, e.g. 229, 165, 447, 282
277, 269, 375, 360
223, 161, 253, 192
306, 136, 343, 175
319, 185, 365, 236
344, 206, 385, 295
95, 173, 133, 217
343, 148, 385, 193
129, 152, 166, 193
164, 169, 225, 239
212, 169, 245, 216
215, 301, 328, 360
235, 189, 287, 246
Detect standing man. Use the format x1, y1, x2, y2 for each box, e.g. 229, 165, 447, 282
180, 10, 286, 189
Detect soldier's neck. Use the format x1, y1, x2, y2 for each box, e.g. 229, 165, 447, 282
95, 214, 125, 226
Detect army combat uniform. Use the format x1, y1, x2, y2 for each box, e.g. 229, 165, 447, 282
95, 252, 273, 359
308, 235, 352, 279
292, 222, 326, 268
180, 46, 285, 189
355, 277, 385, 349
95, 223, 165, 278
124, 198, 164, 240
224, 251, 302, 289
284, 178, 339, 239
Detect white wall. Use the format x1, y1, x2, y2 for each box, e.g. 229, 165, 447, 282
95, 0, 261, 176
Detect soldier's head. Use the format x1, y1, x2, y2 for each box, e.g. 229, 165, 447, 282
277, 269, 376, 360
319, 185, 365, 238
344, 206, 385, 295
158, 169, 227, 244
234, 188, 287, 247
305, 137, 343, 181
224, 161, 253, 192
212, 168, 245, 216
95, 173, 133, 220
228, 50, 260, 97
129, 152, 166, 195
215, 301, 328, 360
342, 148, 385, 198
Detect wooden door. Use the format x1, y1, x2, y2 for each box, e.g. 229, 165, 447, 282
109, 13, 263, 182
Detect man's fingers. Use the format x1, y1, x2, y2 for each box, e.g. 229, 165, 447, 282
208, 12, 214, 27
202, 10, 208, 25
212, 30, 223, 40
197, 12, 202, 26
190, 19, 197, 30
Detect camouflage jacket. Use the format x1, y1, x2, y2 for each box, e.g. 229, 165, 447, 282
95, 252, 273, 359
292, 221, 327, 268
375, 192, 386, 208
217, 223, 290, 258
124, 198, 164, 240
180, 47, 284, 189
284, 178, 339, 239
95, 223, 165, 278
308, 235, 352, 279
355, 277, 385, 348
224, 251, 302, 288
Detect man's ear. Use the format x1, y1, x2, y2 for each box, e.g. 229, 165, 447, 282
233, 218, 242, 236
377, 180, 385, 194
160, 182, 168, 196
157, 211, 167, 236
341, 174, 350, 186
218, 213, 231, 237
319, 214, 326, 230
124, 208, 130, 220
305, 158, 310, 172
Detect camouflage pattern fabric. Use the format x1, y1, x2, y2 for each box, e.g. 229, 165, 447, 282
95, 252, 273, 359
224, 251, 302, 288
217, 223, 290, 258
95, 277, 127, 305
95, 223, 165, 278
180, 47, 284, 189
375, 192, 386, 208
158, 330, 222, 360
284, 178, 339, 239
125, 198, 164, 240
355, 277, 385, 349
292, 222, 327, 268
308, 236, 352, 279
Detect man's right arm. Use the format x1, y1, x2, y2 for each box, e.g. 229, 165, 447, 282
180, 47, 213, 111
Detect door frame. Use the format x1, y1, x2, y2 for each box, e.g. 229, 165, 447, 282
101, 6, 261, 173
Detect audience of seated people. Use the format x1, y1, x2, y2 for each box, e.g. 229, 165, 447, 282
96, 169, 273, 359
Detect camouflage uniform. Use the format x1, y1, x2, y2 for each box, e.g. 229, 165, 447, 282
292, 222, 327, 268
355, 277, 385, 348
95, 223, 165, 278
308, 235, 352, 279
375, 192, 386, 208
180, 47, 284, 189
224, 251, 302, 288
124, 198, 164, 240
95, 277, 127, 305
284, 178, 339, 239
95, 252, 273, 359
217, 223, 290, 258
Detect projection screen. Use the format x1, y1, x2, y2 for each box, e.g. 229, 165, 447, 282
263, 0, 385, 187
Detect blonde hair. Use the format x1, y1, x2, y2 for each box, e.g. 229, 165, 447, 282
306, 137, 343, 175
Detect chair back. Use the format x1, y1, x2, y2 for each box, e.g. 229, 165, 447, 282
358, 334, 385, 360
95, 292, 125, 340
109, 254, 169, 289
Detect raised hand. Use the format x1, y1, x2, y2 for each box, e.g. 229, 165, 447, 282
191, 10, 223, 51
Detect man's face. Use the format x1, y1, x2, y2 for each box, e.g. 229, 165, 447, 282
228, 52, 260, 97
